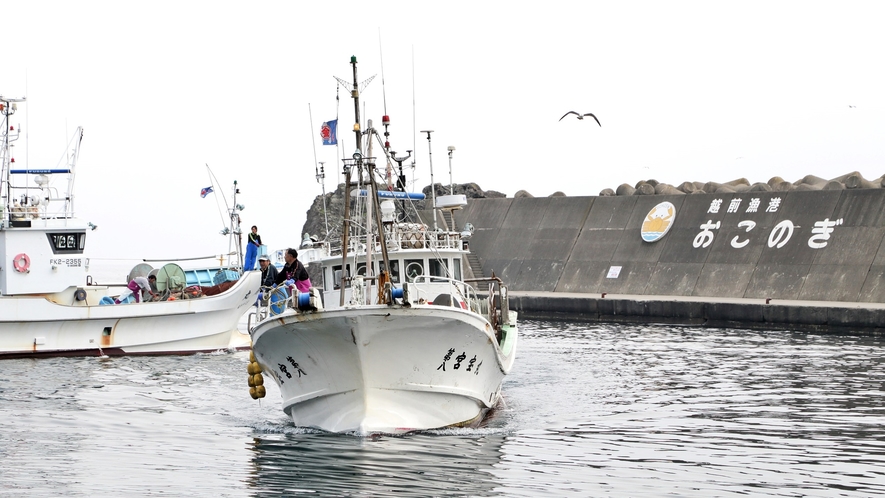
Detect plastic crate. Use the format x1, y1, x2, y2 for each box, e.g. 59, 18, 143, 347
213, 269, 240, 286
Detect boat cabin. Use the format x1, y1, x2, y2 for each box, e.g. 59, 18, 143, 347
314, 221, 468, 300
320, 251, 464, 292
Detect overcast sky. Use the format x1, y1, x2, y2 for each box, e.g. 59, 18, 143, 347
4, 1, 884, 263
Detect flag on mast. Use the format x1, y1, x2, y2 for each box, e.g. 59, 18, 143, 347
200, 186, 214, 198
320, 119, 338, 145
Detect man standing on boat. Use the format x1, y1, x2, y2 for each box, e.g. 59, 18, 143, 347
274, 248, 312, 293
258, 255, 278, 288
245, 225, 263, 270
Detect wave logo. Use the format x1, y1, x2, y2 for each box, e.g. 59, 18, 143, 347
641, 201, 676, 243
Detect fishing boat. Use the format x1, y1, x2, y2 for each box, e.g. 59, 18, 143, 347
0, 95, 261, 359
246, 56, 518, 434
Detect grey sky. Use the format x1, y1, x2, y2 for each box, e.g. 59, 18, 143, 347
4, 1, 883, 260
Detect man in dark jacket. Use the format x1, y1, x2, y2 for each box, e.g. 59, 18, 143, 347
258, 255, 278, 288
274, 248, 311, 292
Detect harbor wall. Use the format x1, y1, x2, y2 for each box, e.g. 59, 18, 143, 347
453, 189, 885, 329
504, 292, 885, 335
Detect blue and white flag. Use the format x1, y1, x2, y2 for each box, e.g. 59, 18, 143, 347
320, 119, 338, 145
200, 186, 214, 198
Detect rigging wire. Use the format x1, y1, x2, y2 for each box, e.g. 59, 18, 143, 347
335, 82, 342, 187
379, 29, 388, 117
411, 45, 418, 190
377, 31, 396, 192
205, 164, 229, 229
309, 102, 330, 239
307, 102, 319, 173
204, 164, 245, 268
308, 102, 319, 181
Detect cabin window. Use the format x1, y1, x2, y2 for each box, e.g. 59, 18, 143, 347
313, 265, 325, 291
332, 264, 351, 290
46, 232, 87, 254
453, 258, 462, 281
380, 260, 401, 283
404, 259, 424, 282
429, 258, 448, 278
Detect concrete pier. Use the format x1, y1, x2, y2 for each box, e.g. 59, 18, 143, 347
508, 291, 885, 334
455, 188, 885, 333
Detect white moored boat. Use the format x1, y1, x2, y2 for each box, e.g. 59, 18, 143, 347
0, 95, 261, 359
246, 56, 518, 434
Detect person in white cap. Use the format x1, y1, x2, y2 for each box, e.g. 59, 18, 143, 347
258, 255, 278, 288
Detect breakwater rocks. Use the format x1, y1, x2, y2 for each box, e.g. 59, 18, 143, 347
599, 171, 885, 196
300, 182, 505, 243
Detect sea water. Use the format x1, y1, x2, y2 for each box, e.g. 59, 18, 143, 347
1, 320, 884, 497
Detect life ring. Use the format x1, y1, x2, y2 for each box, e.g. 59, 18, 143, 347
12, 253, 30, 273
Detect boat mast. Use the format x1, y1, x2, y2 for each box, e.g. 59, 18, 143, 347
351, 56, 363, 160
0, 96, 25, 225
339, 56, 364, 306
341, 56, 392, 305
229, 180, 244, 270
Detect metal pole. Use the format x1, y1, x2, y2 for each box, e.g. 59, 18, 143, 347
367, 157, 392, 298
317, 161, 329, 239
351, 56, 362, 154
447, 145, 455, 195
339, 162, 352, 307
420, 130, 437, 231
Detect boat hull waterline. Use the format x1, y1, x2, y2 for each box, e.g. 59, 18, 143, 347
251, 304, 518, 434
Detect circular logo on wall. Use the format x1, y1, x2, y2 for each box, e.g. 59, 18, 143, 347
640, 201, 676, 243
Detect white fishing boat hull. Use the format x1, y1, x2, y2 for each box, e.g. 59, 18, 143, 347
251, 304, 518, 434
0, 95, 262, 359
0, 271, 261, 358
246, 56, 518, 433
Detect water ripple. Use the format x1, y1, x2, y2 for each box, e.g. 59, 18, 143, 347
1, 321, 884, 496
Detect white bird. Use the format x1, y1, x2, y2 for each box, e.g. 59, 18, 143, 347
559, 111, 601, 126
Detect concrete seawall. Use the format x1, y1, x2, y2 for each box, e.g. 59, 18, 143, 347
507, 292, 885, 335
454, 189, 885, 332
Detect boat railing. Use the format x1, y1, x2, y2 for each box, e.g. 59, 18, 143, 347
1, 120, 83, 225
3, 185, 76, 223
324, 226, 464, 260
381, 223, 464, 251
249, 284, 295, 325
248, 284, 324, 330
464, 275, 511, 339
408, 275, 481, 313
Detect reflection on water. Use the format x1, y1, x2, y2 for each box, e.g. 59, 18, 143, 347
246, 432, 507, 497
1, 321, 884, 496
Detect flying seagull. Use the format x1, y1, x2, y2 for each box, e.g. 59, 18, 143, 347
559, 111, 601, 126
